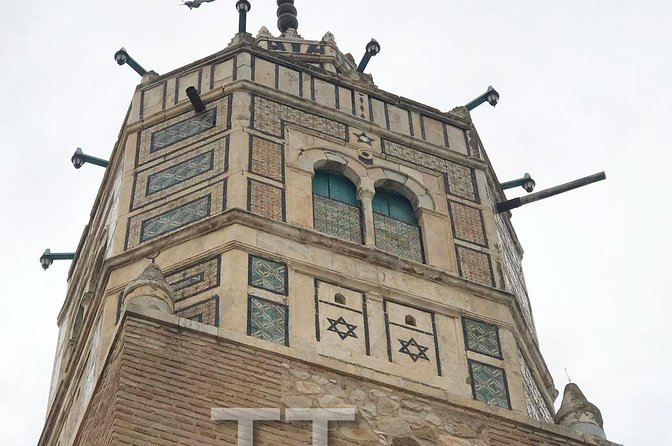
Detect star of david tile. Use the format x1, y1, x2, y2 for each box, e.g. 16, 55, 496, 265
354, 131, 374, 145
398, 337, 430, 362
326, 316, 358, 340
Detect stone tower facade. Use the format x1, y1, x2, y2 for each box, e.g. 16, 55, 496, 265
37, 9, 617, 446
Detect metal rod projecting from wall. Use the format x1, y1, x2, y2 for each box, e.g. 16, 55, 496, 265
40, 249, 76, 270
186, 87, 206, 113
496, 172, 607, 213
114, 48, 148, 77
71, 148, 109, 169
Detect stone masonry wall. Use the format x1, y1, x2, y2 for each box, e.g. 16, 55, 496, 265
74, 317, 608, 446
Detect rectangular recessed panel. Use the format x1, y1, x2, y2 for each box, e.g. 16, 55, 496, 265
140, 196, 211, 243
137, 95, 230, 166
519, 353, 553, 422
456, 246, 494, 287
374, 213, 423, 263
131, 138, 227, 210
176, 296, 219, 327
248, 179, 284, 221
151, 109, 216, 153
147, 152, 214, 195
449, 201, 487, 246
248, 296, 288, 345
249, 256, 287, 295
252, 96, 347, 140
126, 182, 226, 250
313, 194, 362, 243
250, 136, 283, 182
463, 318, 501, 358
445, 162, 478, 202
469, 360, 510, 409
166, 256, 221, 302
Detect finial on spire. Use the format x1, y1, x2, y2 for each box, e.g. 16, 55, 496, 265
277, 0, 298, 34
555, 383, 607, 440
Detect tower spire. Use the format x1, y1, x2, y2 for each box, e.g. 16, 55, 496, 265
277, 0, 298, 34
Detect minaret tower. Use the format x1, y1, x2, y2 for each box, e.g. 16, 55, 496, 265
37, 2, 617, 446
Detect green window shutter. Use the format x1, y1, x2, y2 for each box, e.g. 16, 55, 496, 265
312, 171, 330, 197
373, 190, 417, 225
312, 171, 359, 206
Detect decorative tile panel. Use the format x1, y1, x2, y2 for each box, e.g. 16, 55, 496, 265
382, 139, 478, 202
141, 196, 210, 243
469, 360, 510, 409
248, 179, 284, 221
252, 96, 347, 140
151, 109, 216, 153
519, 352, 553, 422
166, 257, 221, 302
374, 213, 424, 263
249, 256, 287, 295
125, 182, 226, 250
176, 297, 219, 327
465, 128, 483, 159
456, 246, 494, 287
496, 213, 536, 337
463, 318, 502, 358
449, 201, 487, 246
248, 296, 288, 345
444, 162, 478, 202
137, 95, 231, 166
249, 136, 284, 182
131, 137, 227, 210
313, 194, 362, 243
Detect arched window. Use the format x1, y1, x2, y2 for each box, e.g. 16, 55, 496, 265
312, 171, 363, 243
373, 189, 424, 263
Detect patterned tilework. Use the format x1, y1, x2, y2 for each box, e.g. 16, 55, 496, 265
374, 213, 424, 263
463, 318, 502, 358
141, 196, 210, 243
126, 182, 226, 250
465, 128, 483, 159
252, 96, 347, 140
469, 360, 510, 409
248, 180, 284, 221
519, 352, 553, 422
250, 136, 284, 182
151, 109, 216, 153
382, 140, 478, 202
166, 257, 221, 302
176, 297, 219, 327
313, 194, 362, 243
249, 256, 287, 295
496, 213, 536, 337
444, 162, 478, 202
456, 246, 494, 287
248, 296, 288, 345
449, 201, 487, 246
131, 137, 227, 210
148, 152, 213, 195
137, 95, 230, 166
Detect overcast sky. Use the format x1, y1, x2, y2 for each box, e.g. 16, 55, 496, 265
0, 1, 669, 445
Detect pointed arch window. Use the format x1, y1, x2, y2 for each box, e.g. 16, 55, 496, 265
312, 171, 363, 243
373, 189, 424, 263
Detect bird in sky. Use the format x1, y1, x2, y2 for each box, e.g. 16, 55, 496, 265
181, 0, 216, 9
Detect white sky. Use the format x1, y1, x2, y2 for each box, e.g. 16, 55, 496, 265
0, 1, 669, 445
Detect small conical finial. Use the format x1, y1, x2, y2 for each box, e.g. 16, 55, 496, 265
277, 0, 298, 34
122, 264, 176, 315
555, 383, 606, 439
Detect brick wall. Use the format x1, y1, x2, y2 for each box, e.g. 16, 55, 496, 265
74, 317, 608, 446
